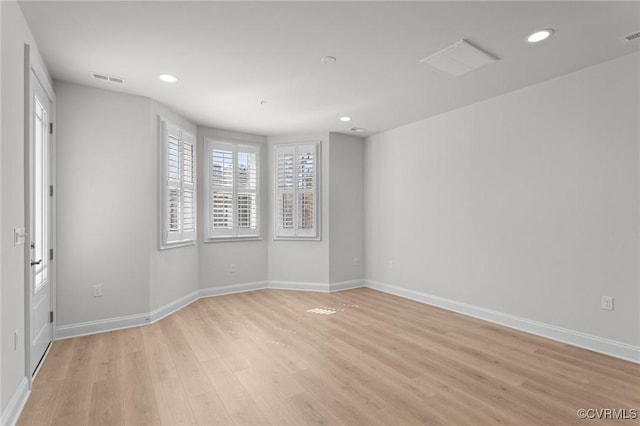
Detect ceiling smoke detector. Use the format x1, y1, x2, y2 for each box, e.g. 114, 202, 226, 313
321, 56, 337, 64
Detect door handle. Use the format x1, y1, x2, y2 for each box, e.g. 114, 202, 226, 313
30, 259, 42, 267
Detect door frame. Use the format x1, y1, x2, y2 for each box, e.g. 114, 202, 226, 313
23, 43, 57, 387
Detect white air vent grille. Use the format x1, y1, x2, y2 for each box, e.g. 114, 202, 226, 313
624, 31, 640, 41
419, 39, 498, 77
91, 72, 124, 84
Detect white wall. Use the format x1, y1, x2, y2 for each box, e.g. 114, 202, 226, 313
266, 132, 365, 285
149, 101, 199, 309
365, 52, 640, 346
329, 133, 364, 283
197, 127, 268, 289
267, 133, 331, 284
55, 82, 151, 324
1, 0, 51, 411
55, 84, 205, 317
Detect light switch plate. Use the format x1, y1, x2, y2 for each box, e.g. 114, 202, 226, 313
14, 228, 26, 246
601, 296, 614, 311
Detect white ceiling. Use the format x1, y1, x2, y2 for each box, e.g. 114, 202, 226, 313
19, 1, 640, 137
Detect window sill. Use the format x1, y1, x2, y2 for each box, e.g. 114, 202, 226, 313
273, 236, 322, 242
159, 240, 197, 251
205, 237, 263, 243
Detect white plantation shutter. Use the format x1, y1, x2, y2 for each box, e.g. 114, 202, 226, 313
181, 132, 196, 241
161, 119, 196, 247
209, 142, 234, 238
275, 145, 296, 237
206, 139, 261, 239
274, 142, 319, 239
236, 146, 259, 236
166, 127, 181, 242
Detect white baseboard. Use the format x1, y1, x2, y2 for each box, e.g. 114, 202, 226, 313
55, 281, 268, 340
54, 279, 364, 339
268, 280, 330, 292
55, 312, 149, 340
200, 281, 267, 298
366, 280, 640, 364
149, 290, 200, 323
329, 279, 365, 292
267, 279, 364, 292
1, 377, 29, 426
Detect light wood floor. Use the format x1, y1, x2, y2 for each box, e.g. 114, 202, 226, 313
19, 288, 639, 426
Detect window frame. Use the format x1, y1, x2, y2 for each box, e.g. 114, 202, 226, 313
159, 118, 197, 250
273, 141, 321, 241
204, 137, 262, 242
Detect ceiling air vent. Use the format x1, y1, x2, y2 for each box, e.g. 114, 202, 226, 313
419, 39, 498, 77
91, 73, 108, 81
91, 72, 124, 84
624, 31, 640, 42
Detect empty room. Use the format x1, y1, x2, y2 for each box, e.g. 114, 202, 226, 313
1, 1, 639, 425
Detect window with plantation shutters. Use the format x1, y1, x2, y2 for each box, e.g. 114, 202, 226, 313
161, 119, 196, 248
206, 138, 260, 240
274, 142, 320, 239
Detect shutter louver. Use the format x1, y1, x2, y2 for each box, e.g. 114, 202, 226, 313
168, 188, 181, 233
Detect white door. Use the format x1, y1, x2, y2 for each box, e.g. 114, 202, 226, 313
29, 71, 53, 374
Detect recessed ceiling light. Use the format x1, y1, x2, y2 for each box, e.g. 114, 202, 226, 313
321, 56, 337, 64
527, 29, 554, 43
340, 116, 352, 122
159, 74, 177, 83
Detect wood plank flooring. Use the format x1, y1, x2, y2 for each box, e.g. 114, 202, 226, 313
18, 288, 640, 426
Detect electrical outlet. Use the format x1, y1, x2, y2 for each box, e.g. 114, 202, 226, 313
14, 330, 19, 350
601, 296, 613, 311
353, 258, 359, 265
388, 260, 395, 270
93, 284, 103, 297
229, 263, 236, 273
